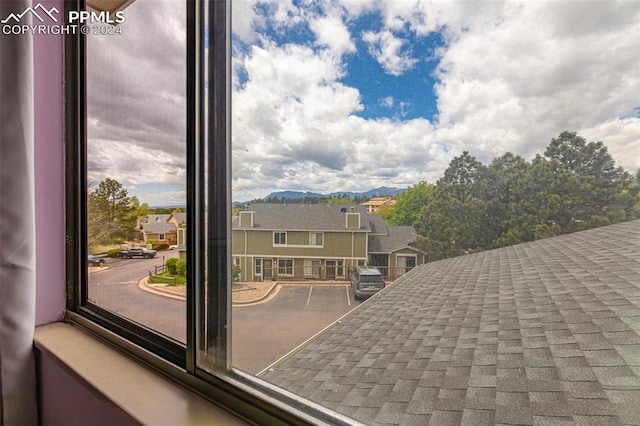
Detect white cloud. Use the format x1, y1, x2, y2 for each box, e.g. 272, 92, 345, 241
228, 0, 640, 200
310, 14, 356, 56
362, 30, 418, 76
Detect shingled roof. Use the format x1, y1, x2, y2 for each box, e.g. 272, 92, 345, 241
369, 226, 419, 254
264, 220, 640, 425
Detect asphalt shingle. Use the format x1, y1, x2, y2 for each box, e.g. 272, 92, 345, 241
264, 220, 640, 425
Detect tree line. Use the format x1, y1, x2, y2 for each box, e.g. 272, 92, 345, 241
383, 132, 640, 260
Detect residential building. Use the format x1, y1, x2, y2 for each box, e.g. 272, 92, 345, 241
138, 213, 180, 245
360, 196, 396, 213
232, 204, 425, 282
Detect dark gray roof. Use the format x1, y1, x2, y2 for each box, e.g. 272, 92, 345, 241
369, 226, 419, 254
234, 204, 372, 231
145, 214, 171, 223
142, 222, 176, 234
265, 220, 640, 425
368, 214, 389, 234
169, 212, 187, 224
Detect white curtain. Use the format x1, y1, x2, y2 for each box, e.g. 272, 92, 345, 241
0, 0, 39, 423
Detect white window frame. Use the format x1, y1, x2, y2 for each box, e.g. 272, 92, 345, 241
277, 259, 294, 276
273, 231, 287, 246
158, 233, 165, 241
309, 232, 323, 246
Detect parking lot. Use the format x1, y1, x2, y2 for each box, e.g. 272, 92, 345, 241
90, 259, 361, 374
232, 283, 359, 374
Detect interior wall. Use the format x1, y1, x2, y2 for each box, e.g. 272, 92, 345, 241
34, 0, 66, 326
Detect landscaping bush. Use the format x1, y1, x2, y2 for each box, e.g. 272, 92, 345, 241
154, 243, 169, 251
166, 258, 178, 275
232, 265, 241, 281
107, 248, 121, 258
176, 259, 187, 276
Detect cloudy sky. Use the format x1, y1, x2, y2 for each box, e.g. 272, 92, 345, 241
87, 0, 640, 205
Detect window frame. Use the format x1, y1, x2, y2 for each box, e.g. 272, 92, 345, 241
63, 1, 358, 424
277, 259, 294, 276
273, 231, 287, 246
309, 232, 323, 246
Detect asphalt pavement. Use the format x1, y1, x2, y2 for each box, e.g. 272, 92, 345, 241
89, 259, 359, 373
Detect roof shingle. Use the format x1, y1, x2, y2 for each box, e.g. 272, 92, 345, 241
265, 220, 640, 425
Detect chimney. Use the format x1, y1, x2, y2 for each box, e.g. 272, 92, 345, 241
346, 211, 360, 230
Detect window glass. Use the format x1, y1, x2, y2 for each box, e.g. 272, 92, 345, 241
309, 232, 323, 245
73, 0, 639, 423
273, 232, 286, 245
226, 0, 640, 422
86, 0, 187, 344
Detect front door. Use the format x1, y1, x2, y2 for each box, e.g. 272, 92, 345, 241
326, 260, 336, 279
263, 259, 273, 280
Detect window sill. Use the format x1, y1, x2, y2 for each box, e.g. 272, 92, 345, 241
34, 322, 248, 425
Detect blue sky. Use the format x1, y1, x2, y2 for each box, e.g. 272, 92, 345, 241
87, 0, 640, 205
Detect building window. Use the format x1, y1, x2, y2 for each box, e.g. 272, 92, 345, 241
158, 234, 165, 241
309, 232, 323, 246
273, 232, 287, 245
277, 259, 293, 276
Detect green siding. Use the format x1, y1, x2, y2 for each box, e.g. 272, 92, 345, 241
232, 230, 367, 258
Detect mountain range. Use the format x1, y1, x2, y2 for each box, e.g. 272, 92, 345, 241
260, 186, 405, 201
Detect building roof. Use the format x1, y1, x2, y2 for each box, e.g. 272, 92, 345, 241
142, 222, 177, 234
368, 226, 419, 254
233, 204, 373, 232
144, 214, 171, 224
168, 212, 187, 224
264, 220, 640, 425
361, 197, 396, 207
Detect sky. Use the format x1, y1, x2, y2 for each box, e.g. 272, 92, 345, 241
87, 0, 640, 205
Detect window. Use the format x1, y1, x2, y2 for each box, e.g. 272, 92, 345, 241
158, 234, 165, 241
277, 259, 293, 276
309, 232, 323, 246
273, 232, 286, 245
66, 0, 639, 424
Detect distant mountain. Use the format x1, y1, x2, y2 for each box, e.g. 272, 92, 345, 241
261, 186, 405, 201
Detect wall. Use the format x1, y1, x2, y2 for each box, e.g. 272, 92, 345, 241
34, 0, 66, 325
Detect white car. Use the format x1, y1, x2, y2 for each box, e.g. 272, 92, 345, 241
169, 245, 179, 250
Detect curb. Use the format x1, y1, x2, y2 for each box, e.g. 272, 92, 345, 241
138, 276, 280, 306
233, 281, 279, 305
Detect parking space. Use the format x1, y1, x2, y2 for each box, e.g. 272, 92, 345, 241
232, 283, 359, 374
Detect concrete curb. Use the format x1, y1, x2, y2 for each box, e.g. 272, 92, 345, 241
138, 277, 280, 306
233, 281, 279, 306
138, 276, 186, 301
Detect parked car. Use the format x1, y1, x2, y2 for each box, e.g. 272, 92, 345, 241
87, 254, 105, 267
169, 244, 179, 250
351, 266, 385, 300
117, 247, 157, 259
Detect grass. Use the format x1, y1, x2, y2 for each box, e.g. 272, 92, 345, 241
149, 272, 186, 286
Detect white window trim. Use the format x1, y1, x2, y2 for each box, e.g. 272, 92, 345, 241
273, 231, 287, 246
309, 232, 324, 247
396, 254, 418, 267
277, 258, 294, 276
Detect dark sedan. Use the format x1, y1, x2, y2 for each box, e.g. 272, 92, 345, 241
88, 254, 105, 267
